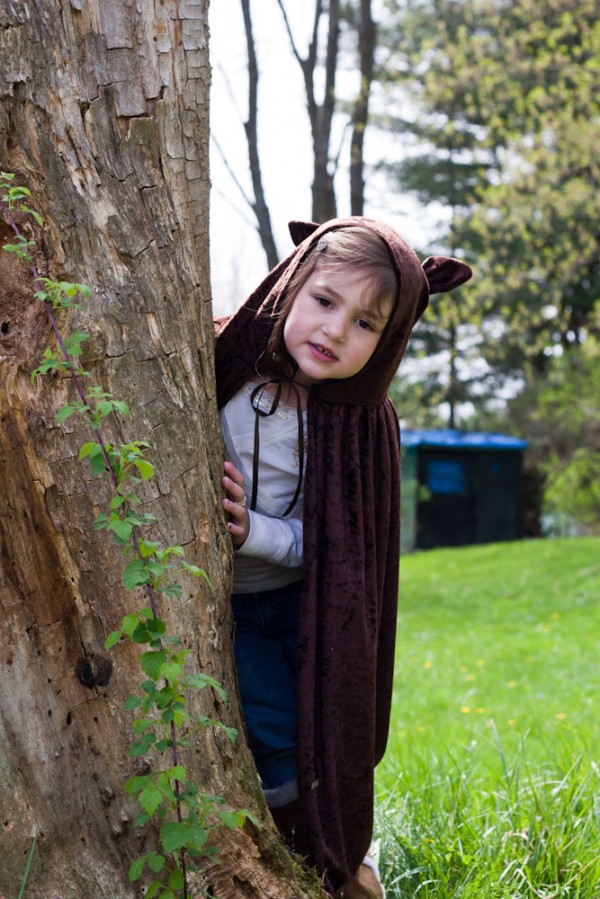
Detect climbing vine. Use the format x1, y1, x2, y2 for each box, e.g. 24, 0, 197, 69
1, 172, 252, 899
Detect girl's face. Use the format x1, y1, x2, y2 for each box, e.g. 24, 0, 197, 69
283, 268, 392, 386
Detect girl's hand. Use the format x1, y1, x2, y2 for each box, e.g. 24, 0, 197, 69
222, 460, 250, 548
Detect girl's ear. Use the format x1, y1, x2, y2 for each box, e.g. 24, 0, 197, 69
422, 256, 472, 294
288, 220, 320, 246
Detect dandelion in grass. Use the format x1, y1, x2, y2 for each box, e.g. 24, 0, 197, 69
476, 707, 485, 714
551, 612, 560, 620
507, 680, 518, 688
465, 673, 476, 682
476, 658, 485, 667
555, 712, 567, 720
461, 706, 471, 714
508, 718, 517, 726
423, 660, 433, 668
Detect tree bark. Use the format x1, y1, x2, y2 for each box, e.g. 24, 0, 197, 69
0, 2, 322, 897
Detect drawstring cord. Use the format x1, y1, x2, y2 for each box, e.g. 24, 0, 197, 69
249, 380, 305, 517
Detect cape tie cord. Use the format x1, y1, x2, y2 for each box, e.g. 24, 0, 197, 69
249, 380, 305, 518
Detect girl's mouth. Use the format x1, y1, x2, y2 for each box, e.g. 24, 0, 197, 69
309, 343, 338, 361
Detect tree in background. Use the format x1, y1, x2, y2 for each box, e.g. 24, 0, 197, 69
383, 0, 599, 429
214, 0, 378, 266
379, 0, 498, 426
501, 332, 600, 535
455, 0, 600, 382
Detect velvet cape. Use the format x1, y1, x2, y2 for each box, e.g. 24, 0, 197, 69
214, 217, 471, 893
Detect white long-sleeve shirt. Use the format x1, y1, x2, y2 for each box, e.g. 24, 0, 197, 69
220, 382, 307, 593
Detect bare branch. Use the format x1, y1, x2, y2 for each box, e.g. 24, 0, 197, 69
211, 181, 261, 233
211, 133, 255, 211
331, 120, 351, 177
213, 58, 247, 122
274, 0, 305, 69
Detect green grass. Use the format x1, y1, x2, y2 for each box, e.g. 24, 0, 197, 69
375, 537, 600, 898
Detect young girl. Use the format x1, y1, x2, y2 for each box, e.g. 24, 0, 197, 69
215, 218, 471, 898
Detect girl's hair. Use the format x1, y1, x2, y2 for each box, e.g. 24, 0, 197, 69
264, 226, 398, 379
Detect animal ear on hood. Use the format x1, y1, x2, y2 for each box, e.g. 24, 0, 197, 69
422, 256, 472, 294
288, 220, 320, 246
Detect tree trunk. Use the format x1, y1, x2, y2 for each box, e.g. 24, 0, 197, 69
240, 0, 279, 270
310, 0, 339, 223
349, 0, 375, 216
0, 2, 322, 897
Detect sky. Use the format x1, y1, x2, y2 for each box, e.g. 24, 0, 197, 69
208, 1, 445, 315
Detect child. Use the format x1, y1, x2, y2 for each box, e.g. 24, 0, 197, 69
215, 217, 471, 898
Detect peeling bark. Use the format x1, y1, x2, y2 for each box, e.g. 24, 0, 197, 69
0, 2, 322, 896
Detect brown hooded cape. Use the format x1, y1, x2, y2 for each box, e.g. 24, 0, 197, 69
214, 217, 471, 893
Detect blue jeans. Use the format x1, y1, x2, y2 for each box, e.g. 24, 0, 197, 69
231, 581, 301, 790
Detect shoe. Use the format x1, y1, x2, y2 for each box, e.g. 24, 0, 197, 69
335, 851, 385, 899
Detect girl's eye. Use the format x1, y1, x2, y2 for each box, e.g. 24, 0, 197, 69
315, 296, 332, 308
357, 318, 374, 331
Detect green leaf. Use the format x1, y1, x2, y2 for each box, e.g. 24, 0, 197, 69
148, 853, 166, 874
124, 775, 150, 796
123, 694, 142, 711
110, 518, 133, 543
185, 673, 228, 704
134, 458, 155, 480
130, 623, 151, 645
128, 857, 145, 882
104, 630, 122, 650
21, 205, 44, 227
168, 869, 185, 890
129, 731, 157, 757
140, 650, 168, 680
56, 405, 78, 424
146, 617, 167, 639
139, 539, 160, 557
219, 808, 258, 830
165, 764, 187, 783
113, 400, 129, 417
144, 883, 162, 899
218, 809, 247, 830
160, 821, 192, 854
139, 784, 164, 816
121, 612, 141, 637
131, 718, 155, 734
79, 442, 97, 460
122, 559, 151, 590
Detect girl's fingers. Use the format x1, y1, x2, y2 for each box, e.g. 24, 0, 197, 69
223, 497, 247, 518
223, 460, 244, 488
222, 474, 246, 505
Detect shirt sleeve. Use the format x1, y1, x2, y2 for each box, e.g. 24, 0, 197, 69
236, 510, 304, 567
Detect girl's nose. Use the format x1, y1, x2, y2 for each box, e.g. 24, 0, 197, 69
323, 313, 347, 341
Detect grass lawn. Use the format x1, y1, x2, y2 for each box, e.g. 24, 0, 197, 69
375, 537, 600, 898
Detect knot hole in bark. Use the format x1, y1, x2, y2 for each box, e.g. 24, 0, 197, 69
75, 653, 113, 689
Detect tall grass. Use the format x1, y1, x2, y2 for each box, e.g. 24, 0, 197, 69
376, 538, 600, 898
